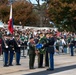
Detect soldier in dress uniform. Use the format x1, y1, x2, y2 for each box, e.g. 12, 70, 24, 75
8, 34, 16, 66
28, 37, 36, 69
45, 33, 49, 67
15, 35, 21, 65
46, 32, 55, 71
2, 34, 9, 67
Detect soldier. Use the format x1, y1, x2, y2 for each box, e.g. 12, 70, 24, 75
45, 33, 49, 67
46, 32, 55, 71
8, 34, 16, 66
28, 37, 36, 69
15, 35, 21, 65
37, 33, 45, 68
2, 34, 9, 67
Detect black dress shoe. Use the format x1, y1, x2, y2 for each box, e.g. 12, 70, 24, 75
32, 68, 35, 69
4, 65, 9, 67
9, 64, 13, 66
38, 66, 45, 68
45, 65, 49, 67
16, 64, 21, 65
47, 68, 54, 71
30, 67, 35, 69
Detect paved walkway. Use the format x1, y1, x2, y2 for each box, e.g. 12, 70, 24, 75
0, 54, 76, 75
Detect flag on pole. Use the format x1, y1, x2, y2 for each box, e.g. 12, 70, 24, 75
8, 4, 13, 34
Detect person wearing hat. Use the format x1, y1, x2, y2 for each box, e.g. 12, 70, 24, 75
28, 37, 36, 69
45, 33, 49, 67
46, 32, 55, 71
15, 35, 21, 65
8, 34, 16, 66
2, 34, 10, 67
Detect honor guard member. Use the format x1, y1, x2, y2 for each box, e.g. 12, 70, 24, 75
2, 34, 9, 67
45, 33, 49, 67
15, 35, 21, 65
46, 32, 55, 71
38, 33, 45, 68
28, 37, 36, 69
8, 34, 16, 66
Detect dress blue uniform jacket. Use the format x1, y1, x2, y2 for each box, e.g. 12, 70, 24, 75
2, 39, 9, 52
44, 37, 55, 54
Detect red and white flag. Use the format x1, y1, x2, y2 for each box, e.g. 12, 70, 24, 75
8, 4, 13, 34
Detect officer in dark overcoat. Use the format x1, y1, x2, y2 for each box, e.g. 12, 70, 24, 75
28, 37, 36, 69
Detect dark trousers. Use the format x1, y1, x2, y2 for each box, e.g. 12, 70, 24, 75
38, 53, 43, 67
9, 51, 14, 65
70, 46, 74, 56
29, 54, 35, 69
45, 51, 49, 66
3, 52, 8, 65
49, 53, 54, 70
16, 52, 21, 64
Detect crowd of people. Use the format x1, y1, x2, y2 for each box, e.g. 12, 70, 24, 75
0, 27, 76, 71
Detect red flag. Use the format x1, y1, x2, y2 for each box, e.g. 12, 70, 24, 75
8, 4, 13, 34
